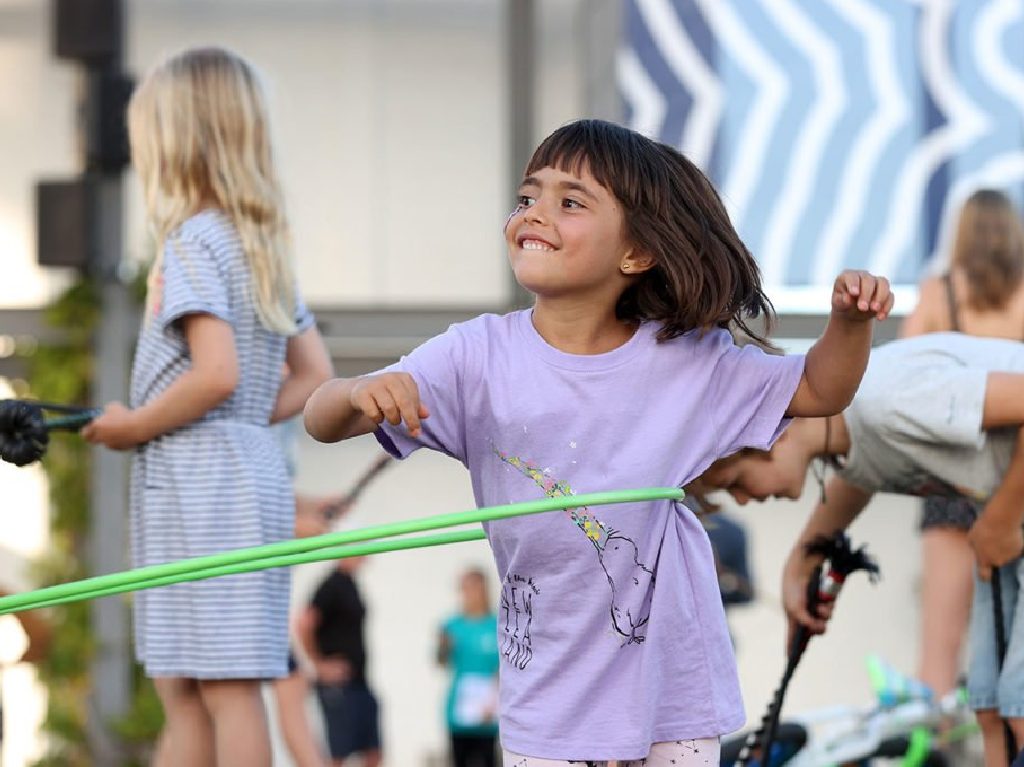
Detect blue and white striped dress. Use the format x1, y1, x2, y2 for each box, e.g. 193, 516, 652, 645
129, 210, 313, 679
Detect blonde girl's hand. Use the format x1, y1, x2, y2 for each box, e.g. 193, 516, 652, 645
81, 402, 143, 450
831, 270, 894, 322
349, 372, 429, 438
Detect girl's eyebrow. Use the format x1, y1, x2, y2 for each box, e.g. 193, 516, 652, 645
519, 176, 599, 202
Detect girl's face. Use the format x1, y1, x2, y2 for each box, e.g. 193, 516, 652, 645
699, 431, 810, 505
505, 164, 633, 301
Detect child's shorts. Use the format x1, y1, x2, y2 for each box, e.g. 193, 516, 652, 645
502, 738, 719, 766
968, 555, 1024, 717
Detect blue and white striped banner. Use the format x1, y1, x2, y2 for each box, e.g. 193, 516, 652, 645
618, 0, 1024, 294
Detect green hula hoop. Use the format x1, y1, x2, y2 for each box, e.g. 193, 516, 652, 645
0, 487, 683, 615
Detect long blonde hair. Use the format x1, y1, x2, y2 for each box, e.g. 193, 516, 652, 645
128, 47, 297, 333
950, 189, 1024, 311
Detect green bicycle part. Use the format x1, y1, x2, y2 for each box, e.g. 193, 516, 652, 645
22, 528, 488, 612
865, 653, 887, 698
900, 727, 933, 766
0, 486, 683, 615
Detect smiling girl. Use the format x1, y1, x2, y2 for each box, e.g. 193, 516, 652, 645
304, 119, 892, 766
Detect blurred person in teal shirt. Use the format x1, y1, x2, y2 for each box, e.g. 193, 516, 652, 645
437, 567, 499, 767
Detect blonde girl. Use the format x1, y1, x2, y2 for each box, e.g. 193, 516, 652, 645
83, 47, 331, 767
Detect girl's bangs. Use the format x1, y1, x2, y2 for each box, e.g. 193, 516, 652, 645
522, 123, 627, 195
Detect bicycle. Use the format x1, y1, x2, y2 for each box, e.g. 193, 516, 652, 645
721, 655, 979, 766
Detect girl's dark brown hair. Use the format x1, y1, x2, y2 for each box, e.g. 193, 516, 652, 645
524, 119, 774, 342
950, 189, 1024, 311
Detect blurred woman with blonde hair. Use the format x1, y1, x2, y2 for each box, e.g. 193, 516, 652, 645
901, 188, 1024, 700
83, 47, 332, 767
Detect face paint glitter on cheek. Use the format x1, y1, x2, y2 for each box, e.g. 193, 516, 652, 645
503, 208, 518, 233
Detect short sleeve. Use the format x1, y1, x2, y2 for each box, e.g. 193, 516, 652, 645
708, 335, 806, 456
157, 235, 232, 333
294, 290, 315, 334
373, 324, 469, 464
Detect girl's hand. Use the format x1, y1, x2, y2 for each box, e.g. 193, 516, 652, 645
781, 547, 831, 646
969, 496, 1024, 581
349, 372, 429, 438
831, 270, 893, 322
81, 402, 143, 450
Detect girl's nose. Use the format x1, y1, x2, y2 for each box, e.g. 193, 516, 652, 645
524, 200, 550, 225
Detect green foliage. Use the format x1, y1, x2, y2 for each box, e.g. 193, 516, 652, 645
22, 279, 162, 766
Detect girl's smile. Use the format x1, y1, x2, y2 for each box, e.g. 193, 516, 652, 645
505, 165, 632, 300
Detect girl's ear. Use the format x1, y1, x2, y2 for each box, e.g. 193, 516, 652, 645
621, 249, 656, 275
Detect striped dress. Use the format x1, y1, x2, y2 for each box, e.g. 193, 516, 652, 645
128, 209, 313, 679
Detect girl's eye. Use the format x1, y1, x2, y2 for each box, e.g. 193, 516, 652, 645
515, 195, 535, 210
563, 198, 584, 210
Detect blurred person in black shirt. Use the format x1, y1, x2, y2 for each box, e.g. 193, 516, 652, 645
296, 556, 381, 767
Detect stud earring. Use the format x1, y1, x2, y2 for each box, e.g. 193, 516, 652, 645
621, 264, 630, 271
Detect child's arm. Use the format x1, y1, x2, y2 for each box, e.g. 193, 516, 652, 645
304, 372, 430, 443
970, 425, 1024, 580
786, 270, 894, 418
781, 475, 873, 634
83, 314, 238, 449
271, 325, 333, 424
969, 371, 1024, 578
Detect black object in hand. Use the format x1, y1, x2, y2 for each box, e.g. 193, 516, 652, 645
0, 400, 50, 467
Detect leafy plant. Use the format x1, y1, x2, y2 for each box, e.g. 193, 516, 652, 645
22, 279, 161, 766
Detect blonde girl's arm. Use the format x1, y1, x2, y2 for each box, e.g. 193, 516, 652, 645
899, 276, 946, 338
270, 324, 333, 424
131, 314, 240, 442
305, 371, 428, 443
786, 270, 894, 417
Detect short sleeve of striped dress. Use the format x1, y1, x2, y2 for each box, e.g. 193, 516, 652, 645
157, 235, 233, 331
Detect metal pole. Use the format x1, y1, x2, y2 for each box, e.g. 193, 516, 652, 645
81, 1, 132, 749
87, 172, 132, 763
505, 0, 535, 310
580, 0, 624, 122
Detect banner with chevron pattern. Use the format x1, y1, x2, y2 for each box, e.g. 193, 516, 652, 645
617, 0, 1024, 298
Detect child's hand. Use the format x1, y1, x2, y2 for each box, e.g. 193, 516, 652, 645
831, 270, 893, 322
349, 372, 429, 438
969, 496, 1024, 580
781, 547, 831, 642
81, 402, 143, 450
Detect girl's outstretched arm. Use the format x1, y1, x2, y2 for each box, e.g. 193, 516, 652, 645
304, 372, 429, 443
786, 270, 893, 418
271, 325, 333, 424
84, 314, 239, 449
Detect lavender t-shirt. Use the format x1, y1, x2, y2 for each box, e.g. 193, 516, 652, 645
375, 311, 804, 760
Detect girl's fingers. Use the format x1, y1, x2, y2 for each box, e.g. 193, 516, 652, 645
394, 385, 425, 436
375, 390, 404, 427
394, 375, 427, 434
855, 274, 876, 311
354, 390, 385, 425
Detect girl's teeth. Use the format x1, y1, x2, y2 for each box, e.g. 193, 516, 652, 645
523, 240, 553, 251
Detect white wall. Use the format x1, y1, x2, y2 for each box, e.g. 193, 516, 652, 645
0, 2, 78, 307
126, 0, 513, 308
